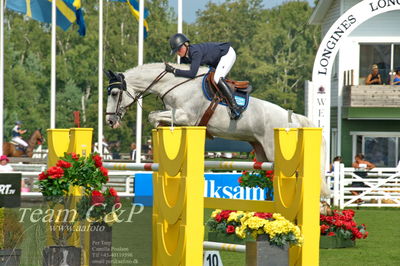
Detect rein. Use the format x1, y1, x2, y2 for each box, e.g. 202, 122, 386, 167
160, 73, 206, 101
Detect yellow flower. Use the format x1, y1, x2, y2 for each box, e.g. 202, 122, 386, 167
211, 209, 221, 218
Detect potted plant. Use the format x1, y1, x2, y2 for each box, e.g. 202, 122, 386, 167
77, 187, 122, 266
206, 210, 302, 265
0, 208, 24, 266
320, 209, 368, 248
320, 209, 368, 249
238, 153, 274, 200
206, 210, 247, 244
37, 152, 109, 266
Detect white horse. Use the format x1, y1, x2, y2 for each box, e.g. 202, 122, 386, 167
105, 63, 329, 195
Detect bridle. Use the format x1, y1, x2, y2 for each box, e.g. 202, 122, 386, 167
106, 70, 205, 118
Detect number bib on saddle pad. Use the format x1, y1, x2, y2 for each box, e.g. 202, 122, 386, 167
201, 71, 252, 109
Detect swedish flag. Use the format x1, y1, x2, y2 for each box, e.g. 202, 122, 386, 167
6, 0, 86, 36
110, 0, 150, 38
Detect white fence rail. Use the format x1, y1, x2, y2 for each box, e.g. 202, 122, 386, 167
328, 162, 400, 208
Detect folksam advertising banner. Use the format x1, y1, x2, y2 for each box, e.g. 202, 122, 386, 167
134, 172, 268, 206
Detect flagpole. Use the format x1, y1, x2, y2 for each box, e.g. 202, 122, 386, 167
135, 0, 144, 163
0, 0, 5, 155
177, 0, 182, 63
50, 0, 57, 129
98, 0, 103, 155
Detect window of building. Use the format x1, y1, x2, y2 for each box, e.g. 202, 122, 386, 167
351, 132, 400, 167
359, 44, 400, 85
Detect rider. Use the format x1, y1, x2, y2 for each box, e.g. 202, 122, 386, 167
11, 121, 28, 150
165, 33, 242, 120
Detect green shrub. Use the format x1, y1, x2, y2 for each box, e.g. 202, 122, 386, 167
0, 208, 24, 249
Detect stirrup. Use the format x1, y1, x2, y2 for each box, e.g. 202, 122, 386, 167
230, 108, 242, 120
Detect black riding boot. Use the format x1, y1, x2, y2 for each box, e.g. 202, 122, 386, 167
217, 78, 242, 120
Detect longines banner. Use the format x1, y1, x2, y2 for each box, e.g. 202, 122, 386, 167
0, 173, 21, 207
309, 0, 400, 159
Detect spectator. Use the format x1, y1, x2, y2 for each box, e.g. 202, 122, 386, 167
329, 156, 343, 172
130, 143, 137, 161
351, 153, 375, 203
365, 64, 382, 85
392, 67, 400, 85
0, 155, 13, 172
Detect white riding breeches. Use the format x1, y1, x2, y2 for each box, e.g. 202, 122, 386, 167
12, 137, 28, 147
214, 47, 236, 84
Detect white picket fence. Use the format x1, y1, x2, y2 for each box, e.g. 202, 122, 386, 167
327, 162, 400, 208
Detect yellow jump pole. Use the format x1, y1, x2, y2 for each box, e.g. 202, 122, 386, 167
152, 127, 206, 266
274, 128, 322, 266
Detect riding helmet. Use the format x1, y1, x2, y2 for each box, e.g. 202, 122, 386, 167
15, 121, 22, 125
169, 33, 190, 55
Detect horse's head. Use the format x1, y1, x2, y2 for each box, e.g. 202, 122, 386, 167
105, 70, 136, 128
32, 128, 45, 145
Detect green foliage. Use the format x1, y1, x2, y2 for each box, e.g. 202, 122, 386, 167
0, 208, 24, 249
36, 153, 108, 198
77, 188, 122, 225
3, 0, 319, 151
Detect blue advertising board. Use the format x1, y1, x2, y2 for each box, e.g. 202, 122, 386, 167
134, 172, 270, 206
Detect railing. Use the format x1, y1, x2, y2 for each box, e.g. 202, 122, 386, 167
343, 85, 400, 107
329, 162, 400, 208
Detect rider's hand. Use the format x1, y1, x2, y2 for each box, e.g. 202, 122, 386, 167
165, 63, 176, 74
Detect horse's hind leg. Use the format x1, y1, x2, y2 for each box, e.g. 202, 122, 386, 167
149, 109, 192, 127
249, 141, 268, 162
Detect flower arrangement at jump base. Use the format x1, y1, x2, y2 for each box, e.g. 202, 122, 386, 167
38, 152, 109, 199
320, 209, 368, 248
206, 210, 303, 248
238, 152, 274, 200
37, 152, 121, 244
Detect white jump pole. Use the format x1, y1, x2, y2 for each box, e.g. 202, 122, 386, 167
103, 161, 274, 171
203, 241, 246, 253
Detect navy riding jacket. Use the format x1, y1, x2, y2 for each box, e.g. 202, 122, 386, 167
175, 42, 230, 78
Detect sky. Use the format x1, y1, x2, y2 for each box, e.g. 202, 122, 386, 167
168, 0, 316, 23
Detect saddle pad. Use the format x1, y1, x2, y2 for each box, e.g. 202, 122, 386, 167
202, 73, 250, 109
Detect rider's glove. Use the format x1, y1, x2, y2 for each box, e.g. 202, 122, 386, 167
165, 63, 176, 74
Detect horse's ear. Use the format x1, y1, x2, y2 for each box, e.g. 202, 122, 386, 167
105, 70, 117, 80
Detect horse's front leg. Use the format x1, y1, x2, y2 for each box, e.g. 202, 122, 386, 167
148, 109, 192, 127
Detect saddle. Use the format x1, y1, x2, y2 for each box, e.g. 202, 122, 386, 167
198, 71, 252, 128
10, 140, 26, 152
202, 72, 252, 108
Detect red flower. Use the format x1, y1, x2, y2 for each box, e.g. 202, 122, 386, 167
226, 225, 235, 234
56, 160, 72, 168
92, 154, 103, 168
219, 210, 235, 220
238, 177, 243, 183
100, 166, 108, 177
71, 153, 79, 160
254, 212, 272, 219
320, 224, 330, 234
327, 232, 336, 236
38, 172, 48, 180
215, 214, 222, 223
46, 166, 64, 179
109, 188, 118, 197
91, 190, 105, 206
